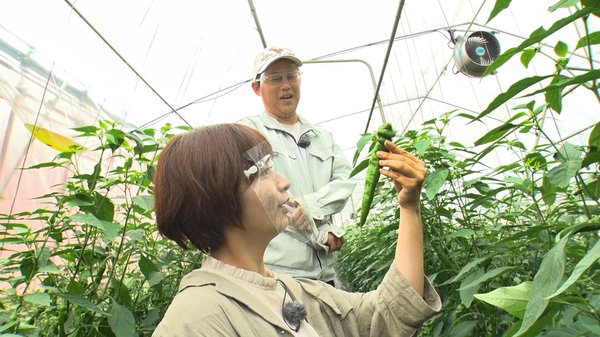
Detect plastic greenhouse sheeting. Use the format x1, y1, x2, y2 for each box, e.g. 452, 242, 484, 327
1, 0, 599, 222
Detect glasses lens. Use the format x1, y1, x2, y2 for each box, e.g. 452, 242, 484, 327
263, 71, 301, 85
266, 74, 283, 84
286, 71, 301, 82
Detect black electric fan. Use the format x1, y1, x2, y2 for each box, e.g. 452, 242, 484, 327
453, 31, 500, 77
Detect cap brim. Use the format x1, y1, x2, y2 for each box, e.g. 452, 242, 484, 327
256, 56, 303, 77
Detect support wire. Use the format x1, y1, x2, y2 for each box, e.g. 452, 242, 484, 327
62, 0, 191, 127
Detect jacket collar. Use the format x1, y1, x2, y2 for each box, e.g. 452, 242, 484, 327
178, 269, 299, 333
258, 112, 316, 137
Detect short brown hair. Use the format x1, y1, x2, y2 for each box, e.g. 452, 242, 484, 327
153, 123, 271, 253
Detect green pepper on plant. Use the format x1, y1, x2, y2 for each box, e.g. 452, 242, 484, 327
359, 122, 397, 226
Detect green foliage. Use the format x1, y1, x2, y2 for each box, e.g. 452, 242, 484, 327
0, 121, 199, 336
339, 3, 600, 336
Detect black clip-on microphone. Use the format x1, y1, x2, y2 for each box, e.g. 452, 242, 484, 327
297, 133, 311, 148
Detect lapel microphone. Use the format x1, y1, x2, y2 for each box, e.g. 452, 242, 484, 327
297, 133, 311, 148
278, 279, 307, 332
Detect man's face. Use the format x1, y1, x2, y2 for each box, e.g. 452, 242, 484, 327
253, 59, 301, 125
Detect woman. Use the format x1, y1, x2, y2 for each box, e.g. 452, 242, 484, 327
152, 123, 440, 337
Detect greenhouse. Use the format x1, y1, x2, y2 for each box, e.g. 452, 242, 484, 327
1, 0, 599, 336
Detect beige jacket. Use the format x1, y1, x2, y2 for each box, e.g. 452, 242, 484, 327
152, 265, 441, 337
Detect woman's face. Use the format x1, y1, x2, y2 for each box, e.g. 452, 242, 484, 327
241, 155, 291, 235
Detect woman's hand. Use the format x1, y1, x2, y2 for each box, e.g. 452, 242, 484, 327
376, 140, 426, 209
377, 140, 426, 296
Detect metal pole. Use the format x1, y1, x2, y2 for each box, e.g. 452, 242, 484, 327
247, 0, 267, 48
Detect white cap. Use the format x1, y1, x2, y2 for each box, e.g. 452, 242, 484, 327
252, 46, 302, 80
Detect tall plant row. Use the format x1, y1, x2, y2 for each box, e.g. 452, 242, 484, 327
338, 1, 600, 336
1, 121, 200, 336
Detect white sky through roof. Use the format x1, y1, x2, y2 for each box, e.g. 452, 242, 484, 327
1, 0, 599, 220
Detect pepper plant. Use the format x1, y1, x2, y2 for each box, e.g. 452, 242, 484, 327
0, 121, 200, 336
338, 1, 600, 336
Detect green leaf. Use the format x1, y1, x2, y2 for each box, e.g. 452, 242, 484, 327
415, 138, 431, 156
441, 255, 493, 285
541, 175, 558, 206
575, 31, 600, 50
139, 255, 165, 287
583, 123, 600, 167
458, 266, 513, 291
514, 235, 569, 336
111, 280, 133, 308
549, 0, 581, 11
350, 158, 369, 178
353, 133, 373, 165
126, 132, 145, 156
524, 152, 547, 170
447, 228, 476, 239
557, 142, 583, 162
72, 125, 100, 134
57, 293, 104, 313
459, 268, 484, 308
101, 221, 122, 243
133, 195, 155, 213
554, 41, 568, 57
142, 308, 161, 330
108, 302, 136, 337
587, 122, 600, 149
23, 293, 52, 307
424, 169, 449, 200
26, 162, 64, 169
70, 214, 121, 243
447, 321, 477, 337
476, 75, 551, 121
545, 90, 562, 114
474, 281, 532, 318
483, 6, 597, 76
474, 123, 517, 146
78, 192, 115, 222
71, 213, 104, 228
545, 76, 563, 113
106, 129, 127, 152
583, 179, 600, 199
546, 160, 582, 188
520, 48, 537, 68
546, 239, 600, 299
582, 151, 600, 168
487, 0, 513, 23
20, 254, 36, 279
523, 69, 600, 98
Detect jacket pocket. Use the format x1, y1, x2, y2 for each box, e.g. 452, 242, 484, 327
306, 143, 333, 162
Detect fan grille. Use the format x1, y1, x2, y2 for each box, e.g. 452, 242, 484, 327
453, 31, 501, 77
465, 32, 501, 66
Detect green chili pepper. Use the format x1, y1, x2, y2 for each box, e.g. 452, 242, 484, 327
359, 122, 396, 226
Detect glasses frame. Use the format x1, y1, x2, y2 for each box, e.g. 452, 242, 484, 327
243, 154, 274, 179
259, 70, 302, 86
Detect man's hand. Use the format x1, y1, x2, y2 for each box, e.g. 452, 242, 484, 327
326, 233, 345, 253
286, 202, 311, 231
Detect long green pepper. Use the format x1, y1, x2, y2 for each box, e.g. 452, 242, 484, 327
359, 122, 396, 226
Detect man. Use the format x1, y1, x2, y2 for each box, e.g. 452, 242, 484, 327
239, 46, 356, 286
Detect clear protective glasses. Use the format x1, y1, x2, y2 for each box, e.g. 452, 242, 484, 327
242, 144, 288, 233
243, 153, 274, 180
260, 70, 302, 86
241, 143, 322, 244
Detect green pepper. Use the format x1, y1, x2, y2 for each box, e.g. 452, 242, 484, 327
359, 122, 396, 226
